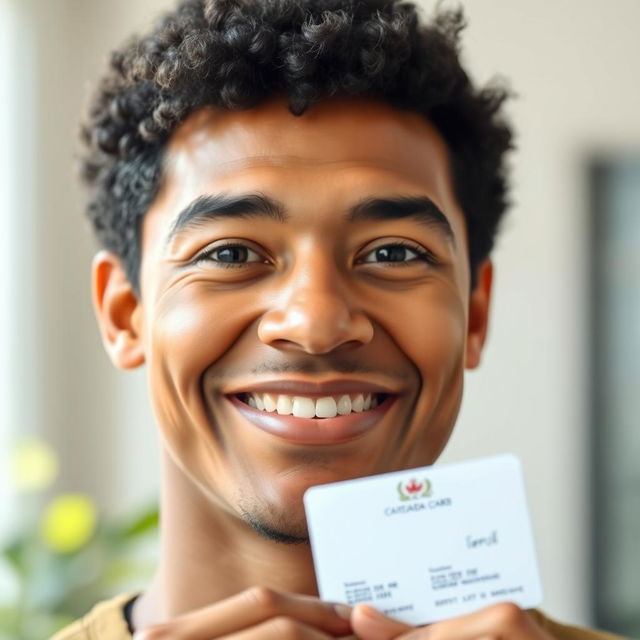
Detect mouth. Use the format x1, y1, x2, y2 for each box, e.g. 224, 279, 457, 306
226, 388, 397, 445
237, 391, 386, 418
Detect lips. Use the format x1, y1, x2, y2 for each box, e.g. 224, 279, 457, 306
221, 378, 400, 444
224, 379, 396, 396
228, 394, 396, 445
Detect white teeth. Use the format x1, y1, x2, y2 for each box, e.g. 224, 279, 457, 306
316, 396, 338, 418
263, 393, 277, 412
352, 394, 364, 412
292, 396, 316, 419
336, 395, 352, 415
244, 392, 382, 418
276, 395, 293, 415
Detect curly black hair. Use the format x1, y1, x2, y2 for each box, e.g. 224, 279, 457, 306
80, 0, 513, 294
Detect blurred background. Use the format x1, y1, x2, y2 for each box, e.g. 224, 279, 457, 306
0, 0, 638, 637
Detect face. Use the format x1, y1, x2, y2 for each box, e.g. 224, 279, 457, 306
96, 97, 491, 541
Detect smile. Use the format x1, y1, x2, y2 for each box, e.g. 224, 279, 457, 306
238, 392, 383, 418
225, 383, 397, 445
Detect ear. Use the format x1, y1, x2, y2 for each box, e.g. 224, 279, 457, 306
92, 250, 145, 369
465, 259, 493, 369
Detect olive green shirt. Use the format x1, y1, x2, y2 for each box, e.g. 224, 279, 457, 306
50, 594, 628, 640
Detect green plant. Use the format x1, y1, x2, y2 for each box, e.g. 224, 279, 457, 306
0, 439, 158, 639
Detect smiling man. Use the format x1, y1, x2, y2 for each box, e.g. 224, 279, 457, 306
54, 1, 623, 639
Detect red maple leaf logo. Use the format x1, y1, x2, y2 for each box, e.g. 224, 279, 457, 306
405, 479, 423, 495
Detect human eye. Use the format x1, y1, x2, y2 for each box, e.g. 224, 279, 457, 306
357, 241, 439, 267
193, 242, 268, 269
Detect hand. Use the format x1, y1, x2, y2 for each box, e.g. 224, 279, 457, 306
132, 587, 354, 639
351, 602, 552, 640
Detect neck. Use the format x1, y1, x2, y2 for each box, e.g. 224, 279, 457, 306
133, 449, 318, 628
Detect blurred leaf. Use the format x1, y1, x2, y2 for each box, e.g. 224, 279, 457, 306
2, 481, 158, 636
2, 537, 26, 575
104, 558, 153, 585
0, 606, 17, 630
20, 610, 76, 640
119, 505, 159, 539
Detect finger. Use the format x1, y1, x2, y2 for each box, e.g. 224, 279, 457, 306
134, 587, 352, 640
352, 602, 549, 640
351, 604, 414, 640
422, 603, 549, 640
222, 616, 336, 640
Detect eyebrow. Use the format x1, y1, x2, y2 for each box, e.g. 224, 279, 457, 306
348, 196, 455, 243
166, 193, 288, 246
165, 192, 455, 246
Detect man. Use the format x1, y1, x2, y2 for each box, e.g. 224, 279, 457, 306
54, 0, 623, 638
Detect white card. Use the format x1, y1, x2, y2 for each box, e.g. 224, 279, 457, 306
304, 454, 543, 626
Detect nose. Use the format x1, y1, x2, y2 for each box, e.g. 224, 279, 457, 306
257, 259, 374, 355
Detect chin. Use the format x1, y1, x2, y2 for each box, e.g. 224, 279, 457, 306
238, 465, 345, 539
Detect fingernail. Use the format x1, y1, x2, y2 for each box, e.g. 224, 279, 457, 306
359, 604, 386, 620
334, 603, 353, 620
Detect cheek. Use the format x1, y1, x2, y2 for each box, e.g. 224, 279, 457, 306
143, 284, 269, 498
145, 285, 261, 437
380, 286, 467, 374
376, 286, 467, 464
149, 285, 261, 373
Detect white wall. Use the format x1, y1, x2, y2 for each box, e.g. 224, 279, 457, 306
10, 0, 640, 628
0, 0, 44, 536
0, 0, 18, 536
2, 0, 170, 520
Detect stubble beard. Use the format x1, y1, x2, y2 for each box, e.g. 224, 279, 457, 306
238, 497, 310, 545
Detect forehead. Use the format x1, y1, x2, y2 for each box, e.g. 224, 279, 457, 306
164, 98, 454, 195
145, 97, 467, 255
167, 97, 449, 165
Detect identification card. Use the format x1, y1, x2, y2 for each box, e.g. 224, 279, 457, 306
304, 454, 543, 625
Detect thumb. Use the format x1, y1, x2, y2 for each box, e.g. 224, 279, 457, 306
351, 604, 415, 640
